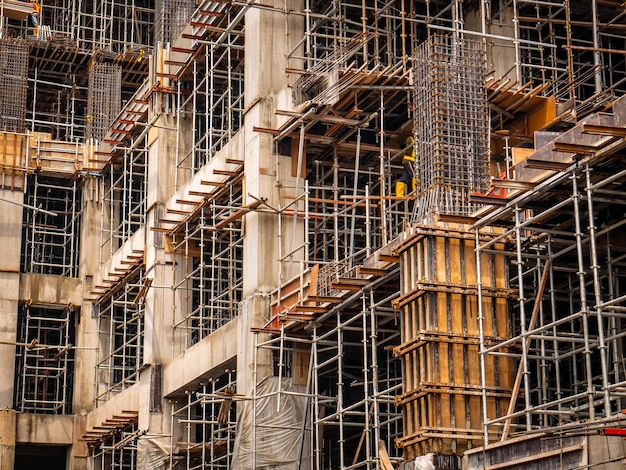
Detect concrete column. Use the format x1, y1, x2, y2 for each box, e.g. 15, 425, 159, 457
73, 183, 103, 413
69, 413, 89, 470
242, 1, 305, 297
136, 111, 191, 468
237, 294, 272, 395
0, 409, 16, 470
235, 1, 305, 397
0, 190, 24, 409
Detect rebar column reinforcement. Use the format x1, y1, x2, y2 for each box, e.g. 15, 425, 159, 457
86, 62, 122, 142
412, 35, 490, 221
0, 37, 28, 132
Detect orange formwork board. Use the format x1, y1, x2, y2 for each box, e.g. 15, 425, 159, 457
395, 224, 512, 460
30, 134, 84, 176
0, 131, 28, 190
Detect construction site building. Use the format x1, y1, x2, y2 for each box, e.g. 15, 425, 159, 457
1, 0, 626, 469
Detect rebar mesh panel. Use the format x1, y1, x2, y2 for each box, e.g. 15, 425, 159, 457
154, 0, 195, 46
412, 35, 489, 220
293, 33, 372, 105
86, 63, 122, 141
0, 39, 29, 132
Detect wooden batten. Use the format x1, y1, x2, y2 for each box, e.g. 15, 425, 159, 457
395, 224, 512, 459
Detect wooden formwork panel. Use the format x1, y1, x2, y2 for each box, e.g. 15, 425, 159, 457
393, 226, 512, 459
0, 130, 97, 188
0, 131, 27, 190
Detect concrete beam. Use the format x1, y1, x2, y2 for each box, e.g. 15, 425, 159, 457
16, 413, 74, 445
19, 273, 83, 305
163, 316, 240, 397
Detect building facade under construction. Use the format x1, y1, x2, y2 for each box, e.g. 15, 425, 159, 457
0, 0, 626, 469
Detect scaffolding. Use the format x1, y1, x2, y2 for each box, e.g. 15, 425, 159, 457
1, 0, 154, 52
0, 37, 28, 132
21, 174, 81, 277
90, 422, 141, 470
173, 2, 245, 176
100, 142, 148, 258
14, 304, 75, 414
0, 0, 151, 141
3, 0, 625, 468
254, 269, 403, 469
95, 267, 146, 406
500, 0, 626, 112
475, 97, 626, 441
171, 177, 244, 349
169, 370, 237, 469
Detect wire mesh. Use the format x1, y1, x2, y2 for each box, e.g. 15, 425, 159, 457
86, 63, 122, 141
0, 38, 28, 132
412, 35, 489, 221
154, 0, 196, 46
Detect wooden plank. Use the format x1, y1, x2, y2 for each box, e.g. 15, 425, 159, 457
356, 266, 387, 276
450, 237, 466, 443
525, 158, 569, 171
469, 194, 509, 205
551, 141, 597, 155
581, 123, 626, 137
200, 180, 227, 187
435, 236, 452, 447
213, 201, 262, 230
437, 213, 480, 225
213, 169, 239, 176
290, 305, 329, 314
306, 295, 343, 304
175, 199, 203, 205
378, 440, 394, 470
379, 254, 399, 263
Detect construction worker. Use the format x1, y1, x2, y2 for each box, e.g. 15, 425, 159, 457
396, 136, 416, 197
30, 2, 41, 36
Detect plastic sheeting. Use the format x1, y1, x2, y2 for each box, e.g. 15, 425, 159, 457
137, 436, 173, 470
232, 377, 311, 469
413, 454, 435, 470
